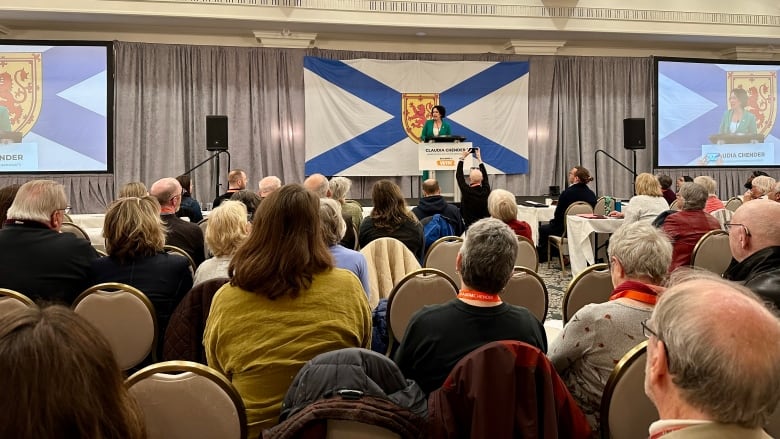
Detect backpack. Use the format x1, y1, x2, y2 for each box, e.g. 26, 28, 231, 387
421, 214, 455, 252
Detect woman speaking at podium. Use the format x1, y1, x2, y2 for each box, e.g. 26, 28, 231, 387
719, 88, 757, 135
420, 105, 452, 142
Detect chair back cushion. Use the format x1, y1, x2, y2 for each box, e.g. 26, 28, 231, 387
515, 236, 539, 271
563, 263, 613, 323
0, 288, 35, 318
360, 238, 422, 309
725, 197, 743, 212
423, 236, 464, 288
501, 267, 548, 323
60, 221, 90, 240
691, 230, 731, 275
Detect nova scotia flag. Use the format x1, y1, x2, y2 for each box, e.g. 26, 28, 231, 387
304, 57, 529, 176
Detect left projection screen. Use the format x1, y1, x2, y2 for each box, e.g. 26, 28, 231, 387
0, 41, 113, 173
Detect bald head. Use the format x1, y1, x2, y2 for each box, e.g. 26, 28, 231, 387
149, 177, 181, 212
468, 168, 483, 185
729, 199, 780, 261
422, 179, 440, 196
258, 176, 281, 198
303, 174, 330, 198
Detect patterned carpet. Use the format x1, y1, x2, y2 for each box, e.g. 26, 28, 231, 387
537, 261, 573, 321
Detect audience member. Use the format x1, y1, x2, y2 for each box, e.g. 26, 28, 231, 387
175, 174, 203, 222
538, 166, 597, 261
319, 197, 370, 297
329, 176, 363, 230
655, 182, 720, 271
359, 180, 424, 261
90, 195, 193, 348
657, 174, 676, 206
213, 169, 247, 208
150, 177, 206, 267
412, 178, 464, 236
609, 172, 668, 224
744, 175, 776, 202
204, 184, 371, 437
456, 148, 491, 229
742, 170, 770, 201
723, 199, 780, 310
0, 305, 146, 439
768, 179, 780, 202
394, 218, 547, 394
692, 175, 725, 213
117, 181, 147, 198
488, 188, 532, 243
644, 277, 780, 438
258, 175, 282, 198
304, 173, 356, 250
675, 175, 693, 192
0, 180, 98, 303
194, 200, 249, 285
230, 190, 262, 219
0, 183, 21, 228
550, 222, 672, 431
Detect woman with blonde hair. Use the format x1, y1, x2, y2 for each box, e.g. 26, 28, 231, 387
204, 184, 371, 437
693, 175, 725, 213
609, 172, 669, 224
359, 180, 424, 260
488, 188, 532, 243
117, 181, 148, 198
89, 195, 193, 345
194, 200, 249, 285
0, 305, 146, 439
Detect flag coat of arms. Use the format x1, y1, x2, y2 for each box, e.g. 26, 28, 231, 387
304, 57, 529, 176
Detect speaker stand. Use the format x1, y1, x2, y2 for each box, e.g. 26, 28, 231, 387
182, 150, 231, 200
593, 148, 637, 198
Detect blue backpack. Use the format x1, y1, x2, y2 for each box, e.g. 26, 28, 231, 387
422, 214, 455, 252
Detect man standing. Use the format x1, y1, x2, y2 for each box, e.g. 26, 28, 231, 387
150, 177, 205, 266
0, 180, 98, 303
213, 169, 247, 208
723, 199, 780, 309
412, 179, 464, 236
644, 276, 780, 438
456, 148, 490, 229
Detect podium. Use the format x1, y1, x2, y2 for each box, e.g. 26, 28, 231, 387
419, 137, 473, 202
708, 133, 765, 144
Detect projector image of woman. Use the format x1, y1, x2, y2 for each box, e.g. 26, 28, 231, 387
718, 88, 757, 136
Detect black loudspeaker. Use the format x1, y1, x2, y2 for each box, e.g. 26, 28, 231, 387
623, 118, 646, 150
206, 115, 228, 151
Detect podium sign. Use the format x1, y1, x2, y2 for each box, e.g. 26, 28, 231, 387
699, 143, 774, 166
0, 143, 38, 171
419, 142, 472, 171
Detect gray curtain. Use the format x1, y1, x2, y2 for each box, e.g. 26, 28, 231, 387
1, 43, 768, 212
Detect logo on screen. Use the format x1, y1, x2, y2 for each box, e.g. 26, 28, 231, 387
0, 53, 42, 135
728, 71, 777, 137
402, 93, 439, 143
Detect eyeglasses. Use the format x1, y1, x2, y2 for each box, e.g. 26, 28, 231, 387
642, 319, 672, 367
724, 222, 750, 236
56, 206, 71, 215
169, 191, 182, 202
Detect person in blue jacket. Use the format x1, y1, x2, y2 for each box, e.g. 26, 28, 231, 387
420, 105, 452, 142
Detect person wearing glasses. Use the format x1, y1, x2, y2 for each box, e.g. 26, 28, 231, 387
0, 179, 98, 303
549, 222, 672, 433
150, 177, 205, 267
644, 276, 780, 438
723, 199, 780, 310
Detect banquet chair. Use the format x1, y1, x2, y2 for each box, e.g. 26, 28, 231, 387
73, 282, 157, 370
126, 360, 247, 439
669, 199, 681, 210
548, 201, 594, 274
60, 221, 90, 241
516, 235, 539, 272
500, 266, 548, 323
360, 238, 422, 310
562, 263, 613, 324
164, 244, 197, 276
766, 403, 780, 437
0, 288, 35, 317
423, 236, 464, 288
600, 341, 658, 439
690, 230, 731, 275
385, 268, 458, 355
197, 217, 210, 259
709, 208, 733, 230
724, 196, 743, 212
594, 196, 616, 217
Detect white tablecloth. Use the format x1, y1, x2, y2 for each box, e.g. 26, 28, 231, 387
566, 216, 624, 276
68, 213, 105, 229
517, 205, 556, 245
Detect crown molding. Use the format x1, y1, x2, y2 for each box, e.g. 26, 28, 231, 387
505, 40, 565, 55
253, 29, 317, 48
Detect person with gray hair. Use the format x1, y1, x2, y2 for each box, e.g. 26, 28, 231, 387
692, 175, 725, 213
328, 176, 363, 231
644, 276, 780, 438
319, 198, 370, 297
550, 222, 672, 431
655, 182, 720, 271
303, 173, 331, 198
0, 179, 98, 303
488, 188, 532, 242
744, 175, 776, 202
258, 176, 282, 198
768, 179, 780, 203
394, 217, 546, 394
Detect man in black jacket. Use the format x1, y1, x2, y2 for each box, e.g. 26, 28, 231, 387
412, 179, 464, 236
456, 148, 490, 229
723, 199, 780, 310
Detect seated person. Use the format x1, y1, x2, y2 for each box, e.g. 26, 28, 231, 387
0, 305, 145, 438
90, 195, 193, 347
194, 200, 249, 285
213, 169, 247, 208
550, 222, 672, 432
230, 190, 262, 220
329, 176, 364, 230
538, 166, 597, 261
743, 175, 776, 202
412, 178, 464, 236
117, 181, 148, 198
175, 174, 203, 222
692, 175, 725, 213
359, 180, 424, 261
657, 174, 676, 206
394, 218, 547, 394
609, 173, 669, 224
149, 177, 205, 267
319, 198, 371, 298
488, 188, 532, 243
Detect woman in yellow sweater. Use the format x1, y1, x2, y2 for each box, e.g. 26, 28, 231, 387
204, 184, 372, 437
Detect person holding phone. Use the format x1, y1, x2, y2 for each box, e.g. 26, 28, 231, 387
457, 147, 490, 229
420, 105, 452, 142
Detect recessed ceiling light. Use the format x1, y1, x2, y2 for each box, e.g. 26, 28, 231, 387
415, 32, 427, 37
